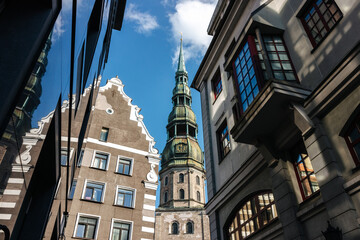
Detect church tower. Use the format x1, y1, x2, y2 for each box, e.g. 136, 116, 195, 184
155, 39, 210, 239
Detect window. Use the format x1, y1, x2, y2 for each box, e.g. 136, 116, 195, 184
212, 73, 222, 101
197, 191, 201, 202
69, 180, 77, 200
177, 124, 186, 136
179, 173, 184, 183
217, 121, 231, 160
77, 149, 84, 167
186, 221, 194, 234
169, 126, 175, 138
61, 148, 73, 166
74, 215, 99, 239
179, 189, 185, 199
227, 192, 278, 240
111, 220, 131, 240
300, 0, 342, 47
61, 149, 67, 166
233, 35, 296, 113
172, 222, 179, 235
83, 181, 105, 202
116, 157, 132, 175
293, 149, 319, 199
189, 126, 196, 138
164, 191, 168, 203
164, 176, 168, 186
116, 187, 135, 208
196, 176, 200, 185
99, 127, 109, 141
344, 115, 360, 165
92, 152, 109, 170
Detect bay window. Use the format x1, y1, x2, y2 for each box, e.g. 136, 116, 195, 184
233, 35, 297, 113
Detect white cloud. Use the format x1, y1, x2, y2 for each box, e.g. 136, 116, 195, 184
125, 4, 159, 34
168, 0, 216, 64
51, 15, 65, 42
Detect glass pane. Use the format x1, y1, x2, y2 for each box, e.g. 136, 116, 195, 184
121, 230, 129, 240
118, 164, 124, 173
303, 156, 314, 174
76, 224, 85, 237
297, 162, 307, 180
302, 179, 313, 197
124, 194, 132, 207
124, 165, 130, 175
268, 53, 278, 60
285, 72, 296, 80
309, 173, 320, 192
112, 228, 120, 240
349, 127, 360, 142
86, 225, 95, 239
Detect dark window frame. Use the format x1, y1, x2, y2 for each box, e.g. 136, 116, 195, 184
186, 221, 194, 234
212, 72, 223, 101
196, 176, 200, 185
99, 127, 109, 142
75, 215, 99, 239
217, 120, 231, 161
196, 191, 201, 201
292, 145, 320, 200
111, 221, 131, 240
344, 115, 360, 166
232, 35, 297, 114
164, 191, 168, 203
299, 0, 343, 48
179, 173, 184, 183
116, 187, 134, 208
226, 191, 278, 240
172, 222, 179, 235
116, 157, 132, 176
82, 181, 105, 203
179, 189, 185, 200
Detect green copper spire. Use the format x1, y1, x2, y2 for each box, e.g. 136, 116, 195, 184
176, 36, 187, 74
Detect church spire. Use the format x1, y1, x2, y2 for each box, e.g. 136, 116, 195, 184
176, 36, 187, 74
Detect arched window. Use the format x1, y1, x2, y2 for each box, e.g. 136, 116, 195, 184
179, 173, 184, 183
171, 222, 179, 234
186, 221, 193, 234
164, 176, 168, 186
164, 191, 168, 203
196, 191, 201, 201
179, 189, 185, 199
227, 192, 277, 240
196, 176, 200, 185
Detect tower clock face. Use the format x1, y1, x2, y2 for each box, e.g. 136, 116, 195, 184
175, 143, 187, 154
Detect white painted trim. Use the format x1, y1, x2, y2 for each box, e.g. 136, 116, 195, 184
114, 185, 136, 208
73, 213, 101, 239
141, 226, 154, 233
144, 181, 158, 190
4, 189, 21, 195
109, 218, 134, 240
60, 147, 74, 166
61, 136, 79, 142
0, 214, 11, 220
142, 216, 155, 223
8, 178, 24, 184
140, 238, 152, 240
81, 179, 106, 203
143, 204, 155, 211
91, 150, 111, 171
116, 155, 134, 176
0, 202, 16, 208
144, 194, 156, 201
54, 178, 62, 199
87, 138, 151, 156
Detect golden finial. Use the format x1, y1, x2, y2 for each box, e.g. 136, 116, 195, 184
180, 32, 183, 41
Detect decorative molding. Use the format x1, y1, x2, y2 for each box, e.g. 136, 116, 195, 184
99, 77, 159, 154
146, 164, 158, 183
11, 164, 32, 173
143, 181, 158, 190
15, 145, 32, 165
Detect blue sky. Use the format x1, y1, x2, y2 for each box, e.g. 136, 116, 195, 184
101, 0, 216, 205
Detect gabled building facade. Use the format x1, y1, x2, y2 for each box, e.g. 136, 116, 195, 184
192, 0, 360, 239
63, 77, 160, 240
155, 39, 210, 240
